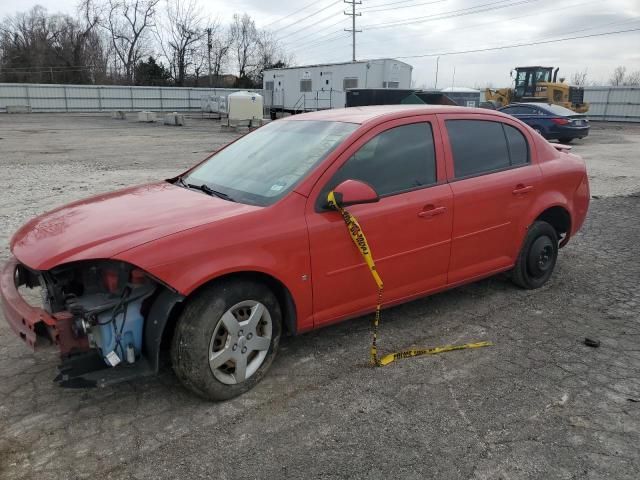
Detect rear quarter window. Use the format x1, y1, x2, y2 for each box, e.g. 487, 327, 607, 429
504, 124, 529, 166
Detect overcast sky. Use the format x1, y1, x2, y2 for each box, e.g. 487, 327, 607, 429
2, 0, 639, 87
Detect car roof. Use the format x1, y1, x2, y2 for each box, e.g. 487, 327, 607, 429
283, 105, 505, 124
506, 102, 552, 108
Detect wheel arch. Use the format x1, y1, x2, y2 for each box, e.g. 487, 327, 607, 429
193, 270, 298, 334
144, 269, 299, 373
161, 269, 296, 344
534, 204, 572, 247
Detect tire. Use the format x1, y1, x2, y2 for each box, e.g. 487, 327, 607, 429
171, 279, 282, 401
559, 138, 573, 144
511, 221, 559, 289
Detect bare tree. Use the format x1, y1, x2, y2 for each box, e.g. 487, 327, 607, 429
624, 70, 640, 86
571, 69, 588, 86
609, 65, 626, 86
98, 0, 160, 84
608, 65, 640, 86
251, 29, 288, 85
0, 6, 107, 83
208, 21, 233, 86
157, 0, 205, 86
230, 13, 257, 85
191, 34, 208, 86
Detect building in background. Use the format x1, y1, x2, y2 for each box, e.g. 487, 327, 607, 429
263, 59, 413, 115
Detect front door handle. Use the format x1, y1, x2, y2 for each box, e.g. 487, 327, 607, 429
418, 205, 447, 218
512, 184, 534, 195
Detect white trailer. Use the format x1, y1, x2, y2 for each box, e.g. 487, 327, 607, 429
263, 59, 412, 114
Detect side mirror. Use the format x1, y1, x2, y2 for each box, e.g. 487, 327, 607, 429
330, 179, 379, 208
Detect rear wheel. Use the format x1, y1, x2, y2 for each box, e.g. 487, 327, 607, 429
511, 221, 559, 289
171, 279, 282, 401
559, 137, 574, 144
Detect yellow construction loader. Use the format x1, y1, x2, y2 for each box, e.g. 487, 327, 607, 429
485, 66, 589, 113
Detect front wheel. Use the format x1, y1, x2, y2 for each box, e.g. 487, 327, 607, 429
511, 221, 559, 289
171, 279, 282, 401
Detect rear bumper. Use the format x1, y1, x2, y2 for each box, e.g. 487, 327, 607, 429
0, 257, 87, 355
547, 126, 590, 140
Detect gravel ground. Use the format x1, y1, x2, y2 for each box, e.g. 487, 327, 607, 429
0, 114, 639, 479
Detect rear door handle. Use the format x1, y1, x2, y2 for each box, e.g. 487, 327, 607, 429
418, 205, 447, 218
512, 184, 533, 195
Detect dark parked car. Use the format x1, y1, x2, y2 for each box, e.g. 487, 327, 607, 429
498, 102, 589, 144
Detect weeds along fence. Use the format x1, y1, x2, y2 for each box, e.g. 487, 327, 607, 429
0, 83, 263, 113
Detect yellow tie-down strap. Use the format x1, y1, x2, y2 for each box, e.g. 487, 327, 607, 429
327, 191, 493, 367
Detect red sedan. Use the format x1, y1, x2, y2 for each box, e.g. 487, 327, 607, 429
0, 105, 589, 400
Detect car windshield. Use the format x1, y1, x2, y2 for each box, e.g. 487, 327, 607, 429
183, 120, 358, 206
542, 104, 581, 116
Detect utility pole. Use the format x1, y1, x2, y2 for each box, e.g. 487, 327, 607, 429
207, 27, 213, 88
434, 56, 440, 89
344, 0, 362, 62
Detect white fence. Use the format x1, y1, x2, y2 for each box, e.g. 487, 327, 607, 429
0, 83, 263, 113
1, 83, 639, 121
583, 86, 640, 122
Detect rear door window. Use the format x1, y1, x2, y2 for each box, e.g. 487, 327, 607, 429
326, 122, 437, 197
446, 119, 528, 178
446, 120, 510, 178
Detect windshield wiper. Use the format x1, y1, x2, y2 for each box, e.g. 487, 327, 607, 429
175, 176, 235, 202
187, 182, 235, 202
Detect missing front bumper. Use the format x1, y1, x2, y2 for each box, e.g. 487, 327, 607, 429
0, 256, 89, 356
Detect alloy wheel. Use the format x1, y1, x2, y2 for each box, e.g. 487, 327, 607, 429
208, 300, 272, 385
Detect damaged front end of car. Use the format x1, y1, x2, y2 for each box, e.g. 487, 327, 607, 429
1, 257, 184, 388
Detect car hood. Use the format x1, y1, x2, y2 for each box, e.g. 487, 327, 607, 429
11, 182, 260, 271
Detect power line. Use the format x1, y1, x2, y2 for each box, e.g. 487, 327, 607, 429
276, 9, 345, 42
362, 0, 539, 30
262, 0, 322, 28
362, 0, 447, 14
281, 17, 349, 46
288, 0, 539, 54
354, 0, 598, 48
361, 0, 447, 8
291, 31, 352, 53
385, 27, 640, 59
289, 27, 348, 50
272, 0, 342, 35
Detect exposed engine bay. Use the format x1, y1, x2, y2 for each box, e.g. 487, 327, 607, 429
15, 260, 181, 387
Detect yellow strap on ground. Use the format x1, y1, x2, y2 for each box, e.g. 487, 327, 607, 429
327, 190, 493, 367
377, 341, 494, 366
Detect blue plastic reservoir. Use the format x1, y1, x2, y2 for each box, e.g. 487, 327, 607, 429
96, 297, 145, 364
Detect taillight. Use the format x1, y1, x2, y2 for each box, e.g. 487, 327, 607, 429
551, 118, 569, 125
